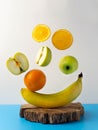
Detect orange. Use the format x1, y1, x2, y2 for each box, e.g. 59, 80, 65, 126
32, 24, 51, 42
52, 29, 73, 50
24, 69, 46, 91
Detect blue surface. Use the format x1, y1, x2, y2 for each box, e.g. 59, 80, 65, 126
0, 104, 98, 130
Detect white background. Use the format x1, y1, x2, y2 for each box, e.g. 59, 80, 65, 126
0, 0, 98, 104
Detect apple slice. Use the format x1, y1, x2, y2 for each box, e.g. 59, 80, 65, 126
6, 52, 29, 75
59, 55, 78, 74
35, 46, 52, 66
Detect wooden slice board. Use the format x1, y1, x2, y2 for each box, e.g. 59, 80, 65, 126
20, 102, 84, 124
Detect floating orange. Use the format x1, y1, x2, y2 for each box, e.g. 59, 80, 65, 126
24, 69, 46, 91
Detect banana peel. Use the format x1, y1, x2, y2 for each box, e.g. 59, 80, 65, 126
21, 73, 83, 108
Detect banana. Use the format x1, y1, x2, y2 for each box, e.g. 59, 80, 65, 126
21, 73, 83, 108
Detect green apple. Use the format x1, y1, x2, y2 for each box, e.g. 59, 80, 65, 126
6, 52, 29, 75
59, 55, 78, 74
35, 46, 52, 66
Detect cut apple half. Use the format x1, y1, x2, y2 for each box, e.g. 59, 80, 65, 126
35, 46, 52, 66
6, 52, 29, 75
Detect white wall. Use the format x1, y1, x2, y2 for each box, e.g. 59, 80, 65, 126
0, 0, 98, 104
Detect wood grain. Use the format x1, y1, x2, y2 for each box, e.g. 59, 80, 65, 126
20, 102, 84, 124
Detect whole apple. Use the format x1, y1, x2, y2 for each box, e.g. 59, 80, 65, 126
59, 55, 78, 74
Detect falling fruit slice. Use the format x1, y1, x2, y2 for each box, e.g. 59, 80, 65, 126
52, 29, 73, 50
6, 52, 29, 75
35, 46, 52, 66
32, 24, 51, 42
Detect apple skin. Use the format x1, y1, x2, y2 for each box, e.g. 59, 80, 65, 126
59, 55, 78, 74
35, 46, 52, 67
6, 52, 29, 75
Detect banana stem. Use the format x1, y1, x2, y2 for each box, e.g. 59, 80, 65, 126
78, 72, 83, 78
